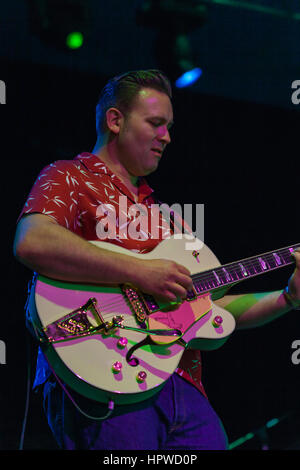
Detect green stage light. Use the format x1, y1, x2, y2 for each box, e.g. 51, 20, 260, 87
66, 31, 83, 49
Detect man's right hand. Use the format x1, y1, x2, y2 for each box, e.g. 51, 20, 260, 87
132, 258, 193, 304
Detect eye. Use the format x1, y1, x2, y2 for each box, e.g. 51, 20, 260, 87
149, 120, 161, 127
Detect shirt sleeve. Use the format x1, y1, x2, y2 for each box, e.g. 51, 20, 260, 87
18, 160, 81, 230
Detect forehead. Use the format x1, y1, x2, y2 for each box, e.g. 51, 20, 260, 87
132, 88, 173, 119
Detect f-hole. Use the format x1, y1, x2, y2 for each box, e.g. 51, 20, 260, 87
125, 337, 152, 367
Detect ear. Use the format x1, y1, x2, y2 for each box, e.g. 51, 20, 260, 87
105, 107, 123, 135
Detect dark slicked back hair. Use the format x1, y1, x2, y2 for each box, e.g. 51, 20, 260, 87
95, 69, 172, 136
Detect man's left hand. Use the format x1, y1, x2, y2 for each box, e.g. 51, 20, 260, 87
288, 248, 300, 304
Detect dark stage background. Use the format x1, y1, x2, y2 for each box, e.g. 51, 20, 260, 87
1, 0, 300, 452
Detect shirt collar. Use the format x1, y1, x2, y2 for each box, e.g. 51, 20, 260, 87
74, 152, 154, 203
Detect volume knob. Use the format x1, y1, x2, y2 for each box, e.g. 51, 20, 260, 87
136, 371, 147, 383
117, 337, 128, 348
112, 361, 122, 373
212, 316, 223, 328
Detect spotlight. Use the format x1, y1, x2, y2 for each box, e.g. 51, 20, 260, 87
175, 68, 202, 88
136, 0, 207, 87
27, 0, 89, 51
66, 31, 84, 49
153, 29, 203, 88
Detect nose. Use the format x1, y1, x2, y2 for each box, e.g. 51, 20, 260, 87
157, 125, 171, 145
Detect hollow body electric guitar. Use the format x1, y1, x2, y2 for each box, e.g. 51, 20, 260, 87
30, 235, 299, 405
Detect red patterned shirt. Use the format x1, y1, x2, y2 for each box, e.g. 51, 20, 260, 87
19, 152, 207, 397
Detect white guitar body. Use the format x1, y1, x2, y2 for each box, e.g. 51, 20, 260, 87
30, 236, 236, 405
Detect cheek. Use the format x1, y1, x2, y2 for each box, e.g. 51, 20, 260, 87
120, 122, 153, 153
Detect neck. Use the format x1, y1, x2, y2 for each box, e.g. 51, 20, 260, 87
92, 136, 139, 192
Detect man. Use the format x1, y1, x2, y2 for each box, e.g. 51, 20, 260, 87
14, 70, 300, 450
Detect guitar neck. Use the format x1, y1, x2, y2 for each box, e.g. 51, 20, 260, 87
191, 243, 300, 295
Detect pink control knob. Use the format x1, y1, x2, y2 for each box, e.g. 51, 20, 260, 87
136, 371, 147, 383
117, 337, 128, 348
112, 361, 122, 373
212, 316, 223, 328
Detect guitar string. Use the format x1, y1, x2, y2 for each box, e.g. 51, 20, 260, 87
96, 257, 278, 312
87, 244, 298, 296
186, 243, 298, 289
92, 245, 299, 294
58, 245, 299, 320
66, 256, 293, 324
191, 250, 296, 284
71, 251, 294, 315
192, 260, 290, 284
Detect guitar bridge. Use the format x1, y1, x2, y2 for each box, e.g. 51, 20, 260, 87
101, 315, 124, 335
43, 298, 107, 343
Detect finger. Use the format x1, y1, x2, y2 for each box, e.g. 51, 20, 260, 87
174, 272, 193, 290
157, 283, 187, 302
156, 291, 178, 303
167, 282, 189, 300
177, 264, 192, 276
292, 249, 300, 266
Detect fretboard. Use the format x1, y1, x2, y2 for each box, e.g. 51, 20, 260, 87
191, 243, 300, 295
141, 243, 300, 312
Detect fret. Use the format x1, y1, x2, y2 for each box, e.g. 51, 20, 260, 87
239, 262, 249, 277
226, 264, 244, 281
222, 267, 232, 282
273, 252, 282, 266
284, 248, 294, 262
249, 258, 258, 274
204, 279, 212, 290
258, 256, 268, 271
250, 259, 261, 275
265, 254, 277, 269
193, 281, 204, 294
279, 247, 296, 264
213, 268, 226, 285
212, 270, 221, 285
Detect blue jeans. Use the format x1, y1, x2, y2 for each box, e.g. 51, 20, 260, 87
43, 373, 228, 450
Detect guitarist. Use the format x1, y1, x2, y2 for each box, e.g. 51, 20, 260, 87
14, 70, 300, 450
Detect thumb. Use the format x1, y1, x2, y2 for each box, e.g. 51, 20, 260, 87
292, 248, 300, 267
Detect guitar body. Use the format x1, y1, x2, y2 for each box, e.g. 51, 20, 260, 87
30, 236, 236, 405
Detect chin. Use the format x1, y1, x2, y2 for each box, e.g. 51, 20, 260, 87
143, 165, 158, 176
145, 160, 160, 175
